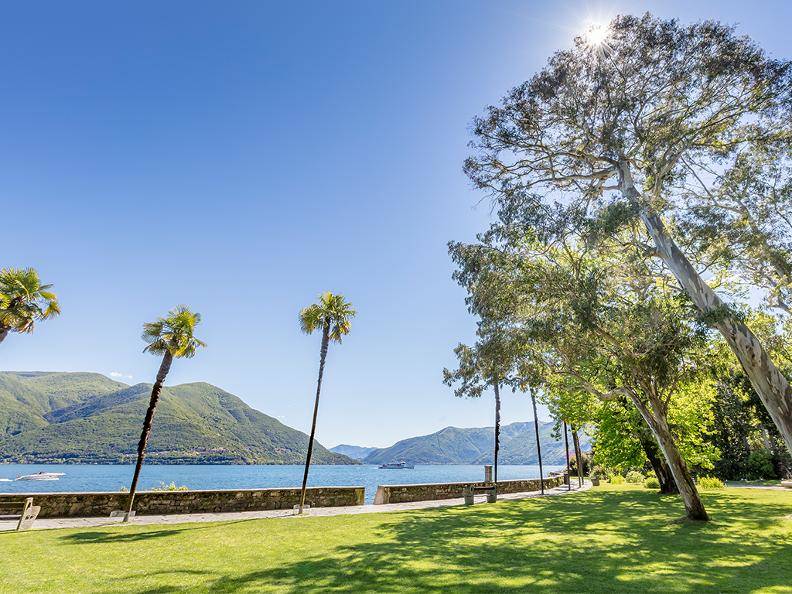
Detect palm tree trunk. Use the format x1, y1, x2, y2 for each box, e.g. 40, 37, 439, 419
124, 351, 172, 522
571, 427, 584, 488
493, 380, 501, 485
630, 392, 709, 521
530, 390, 544, 494
563, 421, 571, 491
0, 326, 8, 344
619, 161, 792, 457
298, 322, 330, 514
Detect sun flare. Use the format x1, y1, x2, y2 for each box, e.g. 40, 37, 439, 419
583, 21, 609, 46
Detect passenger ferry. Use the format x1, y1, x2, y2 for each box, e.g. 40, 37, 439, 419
379, 461, 414, 469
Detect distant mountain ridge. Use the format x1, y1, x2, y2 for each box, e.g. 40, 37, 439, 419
0, 371, 354, 465
330, 444, 378, 460
345, 421, 589, 466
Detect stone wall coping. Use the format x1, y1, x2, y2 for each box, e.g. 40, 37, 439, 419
376, 478, 549, 489
0, 485, 364, 497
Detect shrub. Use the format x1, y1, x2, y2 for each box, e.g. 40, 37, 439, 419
643, 477, 660, 489
151, 481, 189, 492
590, 465, 608, 481
625, 470, 645, 484
609, 474, 625, 484
697, 476, 725, 489
745, 449, 777, 480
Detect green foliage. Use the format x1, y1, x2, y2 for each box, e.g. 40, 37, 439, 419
150, 482, 189, 492
590, 465, 608, 481
299, 292, 356, 343
745, 449, 777, 480
0, 372, 354, 465
0, 267, 60, 334
698, 476, 726, 489
643, 477, 660, 489
609, 474, 625, 485
625, 470, 645, 484
142, 305, 206, 359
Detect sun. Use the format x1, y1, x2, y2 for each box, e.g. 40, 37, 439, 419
583, 21, 609, 46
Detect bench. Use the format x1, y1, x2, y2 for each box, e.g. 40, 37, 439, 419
1, 497, 41, 531
782, 480, 792, 490
463, 485, 497, 505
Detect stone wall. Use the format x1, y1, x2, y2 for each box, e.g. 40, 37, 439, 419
0, 486, 365, 518
373, 475, 566, 505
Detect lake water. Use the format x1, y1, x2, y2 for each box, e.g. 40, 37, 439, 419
0, 464, 564, 504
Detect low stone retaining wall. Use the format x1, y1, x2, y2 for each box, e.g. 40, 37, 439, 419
373, 475, 566, 505
0, 486, 365, 518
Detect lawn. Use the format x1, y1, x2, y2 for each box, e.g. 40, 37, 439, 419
1, 485, 791, 593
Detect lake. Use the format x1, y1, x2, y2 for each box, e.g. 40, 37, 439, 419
0, 463, 564, 504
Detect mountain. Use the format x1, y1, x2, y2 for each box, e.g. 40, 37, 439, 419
330, 444, 378, 460
362, 421, 590, 465
0, 371, 354, 465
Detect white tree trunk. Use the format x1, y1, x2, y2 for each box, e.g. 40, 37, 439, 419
619, 162, 792, 456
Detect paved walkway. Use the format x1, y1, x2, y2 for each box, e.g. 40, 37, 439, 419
0, 480, 590, 532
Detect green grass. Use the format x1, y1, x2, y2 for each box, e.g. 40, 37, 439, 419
1, 485, 791, 593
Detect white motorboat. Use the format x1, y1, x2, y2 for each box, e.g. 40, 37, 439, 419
15, 472, 65, 481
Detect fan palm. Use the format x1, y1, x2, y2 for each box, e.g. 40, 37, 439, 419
297, 292, 355, 514
0, 268, 60, 344
124, 306, 205, 521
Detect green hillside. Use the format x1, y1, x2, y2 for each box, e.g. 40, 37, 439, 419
363, 421, 589, 465
0, 372, 354, 465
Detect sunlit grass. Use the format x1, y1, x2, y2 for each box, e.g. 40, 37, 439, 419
1, 484, 790, 592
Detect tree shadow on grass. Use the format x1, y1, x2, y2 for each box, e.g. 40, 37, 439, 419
204, 489, 792, 593
59, 519, 254, 544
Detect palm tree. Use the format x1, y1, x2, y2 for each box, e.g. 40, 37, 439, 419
124, 306, 205, 522
0, 268, 60, 344
297, 292, 355, 514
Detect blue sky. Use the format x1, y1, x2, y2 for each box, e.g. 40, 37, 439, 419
2, 1, 790, 448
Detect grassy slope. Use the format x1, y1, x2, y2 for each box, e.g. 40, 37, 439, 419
1, 485, 790, 593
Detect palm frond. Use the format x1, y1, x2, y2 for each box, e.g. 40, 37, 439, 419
141, 305, 206, 359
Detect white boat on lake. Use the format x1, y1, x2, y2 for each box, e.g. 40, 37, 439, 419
15, 472, 65, 481
379, 461, 414, 469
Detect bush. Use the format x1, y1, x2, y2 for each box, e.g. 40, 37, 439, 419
151, 481, 189, 492
745, 449, 777, 480
697, 476, 725, 489
643, 477, 660, 489
590, 465, 608, 481
609, 474, 625, 484
625, 470, 645, 484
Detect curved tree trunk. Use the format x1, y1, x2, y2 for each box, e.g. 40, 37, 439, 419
0, 326, 8, 344
571, 427, 584, 488
638, 428, 678, 494
530, 390, 545, 494
563, 421, 571, 491
298, 322, 330, 514
124, 351, 173, 522
493, 380, 501, 485
620, 161, 792, 457
630, 393, 709, 521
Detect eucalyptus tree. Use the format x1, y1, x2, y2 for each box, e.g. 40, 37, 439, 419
465, 13, 792, 455
0, 267, 60, 345
124, 306, 205, 522
443, 325, 515, 484
450, 234, 713, 520
297, 292, 355, 514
